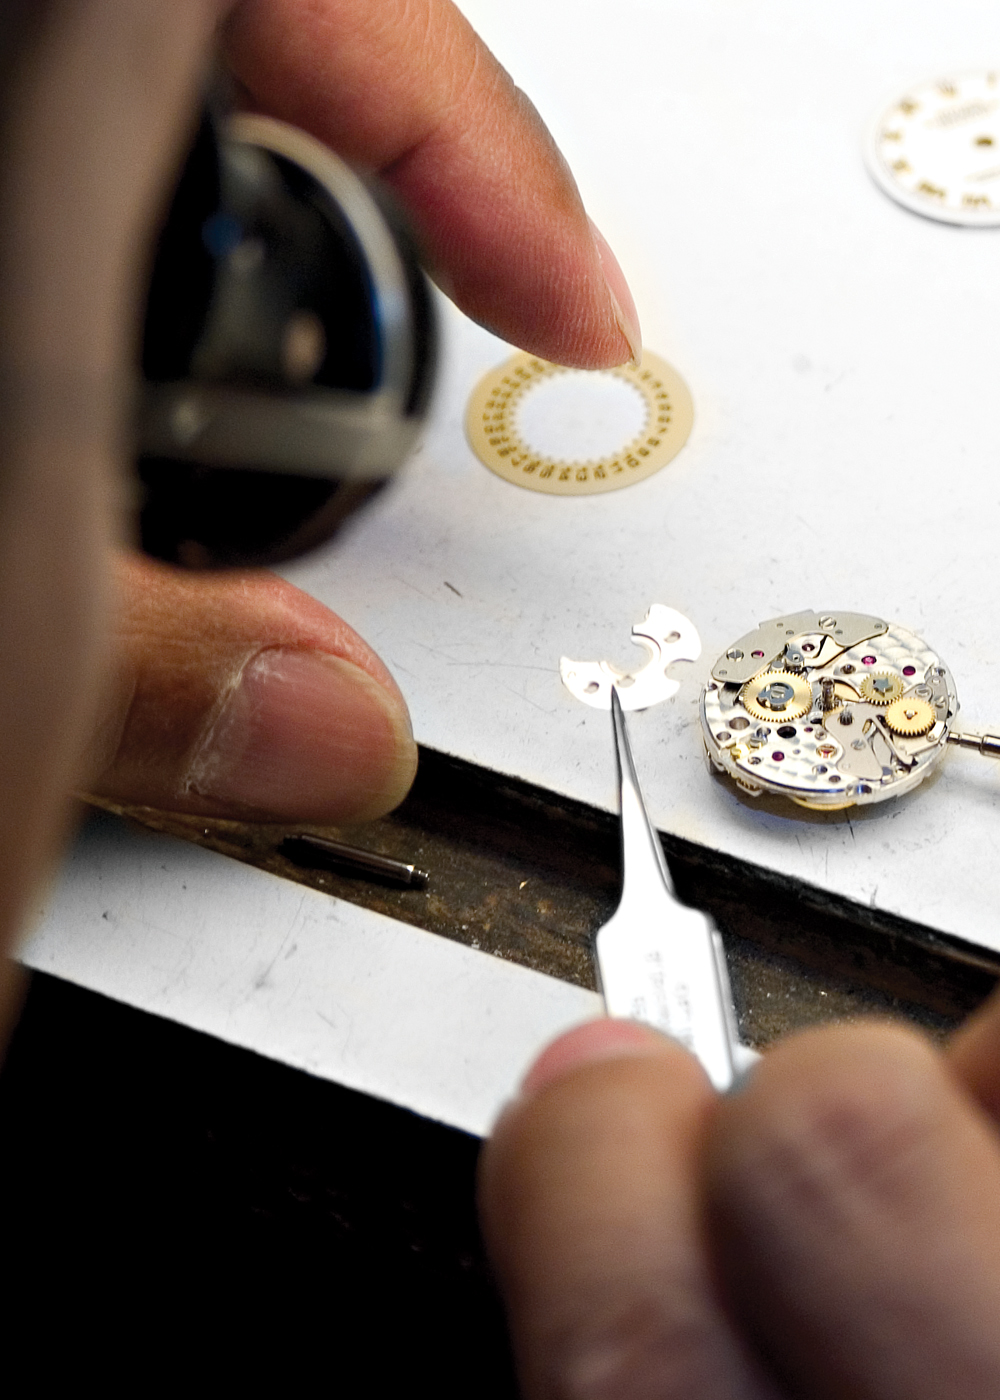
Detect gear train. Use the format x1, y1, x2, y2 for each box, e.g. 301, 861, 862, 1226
700, 610, 971, 809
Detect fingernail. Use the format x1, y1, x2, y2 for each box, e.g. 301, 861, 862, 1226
185, 648, 417, 822
521, 1018, 670, 1098
589, 218, 642, 367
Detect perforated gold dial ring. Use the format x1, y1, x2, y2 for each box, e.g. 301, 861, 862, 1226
465, 350, 694, 496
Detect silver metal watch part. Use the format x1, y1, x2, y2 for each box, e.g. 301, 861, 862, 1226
711, 612, 888, 686
701, 612, 959, 809
561, 605, 701, 712
948, 729, 1000, 759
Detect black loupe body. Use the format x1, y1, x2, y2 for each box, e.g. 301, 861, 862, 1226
138, 112, 436, 568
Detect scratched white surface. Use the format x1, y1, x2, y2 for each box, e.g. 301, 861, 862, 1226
284, 0, 1000, 955
25, 0, 1000, 1133
22, 811, 599, 1137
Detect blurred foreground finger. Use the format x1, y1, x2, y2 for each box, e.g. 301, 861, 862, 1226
948, 984, 1000, 1124
86, 553, 416, 822
479, 1020, 780, 1400
706, 1024, 1000, 1400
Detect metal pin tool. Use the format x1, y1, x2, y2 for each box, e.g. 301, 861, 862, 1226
596, 689, 758, 1092
281, 833, 429, 889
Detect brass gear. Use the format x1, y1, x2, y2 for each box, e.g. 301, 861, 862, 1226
859, 671, 904, 706
739, 669, 813, 723
884, 696, 936, 737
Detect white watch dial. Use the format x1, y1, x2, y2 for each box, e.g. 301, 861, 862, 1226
864, 70, 1000, 227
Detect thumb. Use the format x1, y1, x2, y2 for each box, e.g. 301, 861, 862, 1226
86, 552, 417, 822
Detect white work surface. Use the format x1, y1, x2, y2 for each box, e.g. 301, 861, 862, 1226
285, 0, 1000, 947
24, 0, 1000, 1133
25, 811, 599, 1138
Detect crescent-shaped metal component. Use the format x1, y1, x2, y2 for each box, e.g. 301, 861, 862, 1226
560, 605, 701, 711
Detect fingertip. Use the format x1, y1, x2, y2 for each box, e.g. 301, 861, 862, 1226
519, 1018, 679, 1099
224, 0, 643, 373
709, 1021, 944, 1181
948, 985, 1000, 1123
724, 1020, 939, 1108
705, 1024, 1000, 1397
480, 1017, 763, 1400
487, 1018, 712, 1162
589, 219, 642, 368
706, 1022, 955, 1279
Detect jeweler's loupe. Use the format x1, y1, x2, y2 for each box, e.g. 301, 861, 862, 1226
138, 109, 436, 568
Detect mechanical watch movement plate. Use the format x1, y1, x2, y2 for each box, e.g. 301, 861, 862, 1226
701, 611, 959, 809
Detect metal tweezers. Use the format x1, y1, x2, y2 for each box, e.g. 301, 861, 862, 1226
596, 689, 759, 1092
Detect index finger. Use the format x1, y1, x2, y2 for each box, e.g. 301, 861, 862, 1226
222, 0, 640, 367
706, 1025, 1000, 1399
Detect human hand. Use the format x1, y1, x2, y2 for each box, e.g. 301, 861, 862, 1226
87, 0, 643, 824
0, 0, 641, 1041
81, 0, 644, 822
480, 1002, 1000, 1398
0, 0, 641, 981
